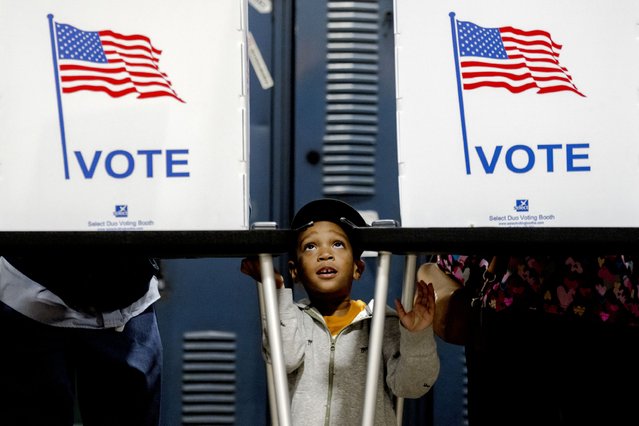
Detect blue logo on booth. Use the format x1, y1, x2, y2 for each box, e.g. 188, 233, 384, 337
514, 200, 529, 212
114, 205, 128, 217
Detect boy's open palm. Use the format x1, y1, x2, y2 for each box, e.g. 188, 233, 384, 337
394, 280, 435, 332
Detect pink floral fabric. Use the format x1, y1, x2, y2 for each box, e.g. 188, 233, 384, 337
437, 254, 639, 326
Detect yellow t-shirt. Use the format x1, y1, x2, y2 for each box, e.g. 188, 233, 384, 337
324, 300, 367, 336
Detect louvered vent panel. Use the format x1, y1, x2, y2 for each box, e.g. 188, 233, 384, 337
181, 330, 237, 425
323, 0, 380, 195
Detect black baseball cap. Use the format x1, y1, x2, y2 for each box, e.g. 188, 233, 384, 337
289, 199, 369, 258
290, 198, 368, 231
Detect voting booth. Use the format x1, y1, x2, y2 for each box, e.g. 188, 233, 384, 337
0, 1, 295, 425
394, 0, 639, 228
391, 2, 639, 425
0, 0, 249, 231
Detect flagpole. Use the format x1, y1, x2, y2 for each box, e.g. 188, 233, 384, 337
449, 12, 471, 175
47, 14, 70, 180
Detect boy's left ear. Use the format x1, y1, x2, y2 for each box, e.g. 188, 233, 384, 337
353, 259, 365, 280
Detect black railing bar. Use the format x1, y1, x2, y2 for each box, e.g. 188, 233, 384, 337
0, 227, 638, 257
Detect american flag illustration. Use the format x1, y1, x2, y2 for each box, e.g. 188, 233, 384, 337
455, 19, 584, 97
54, 21, 184, 102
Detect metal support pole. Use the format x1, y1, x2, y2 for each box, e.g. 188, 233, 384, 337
362, 250, 392, 425
258, 253, 292, 426
256, 281, 280, 426
251, 222, 290, 426
395, 253, 417, 425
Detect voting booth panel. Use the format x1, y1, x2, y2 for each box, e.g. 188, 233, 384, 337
394, 0, 639, 228
0, 0, 249, 231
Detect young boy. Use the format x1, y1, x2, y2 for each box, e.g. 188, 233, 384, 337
241, 198, 440, 425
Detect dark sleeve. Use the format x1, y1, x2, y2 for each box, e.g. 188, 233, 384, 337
3, 255, 159, 312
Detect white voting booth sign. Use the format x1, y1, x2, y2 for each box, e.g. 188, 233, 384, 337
0, 0, 249, 231
394, 0, 639, 228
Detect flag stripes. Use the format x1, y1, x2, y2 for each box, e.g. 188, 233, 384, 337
456, 20, 584, 96
55, 22, 184, 102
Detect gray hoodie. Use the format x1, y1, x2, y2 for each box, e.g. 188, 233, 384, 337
264, 288, 440, 425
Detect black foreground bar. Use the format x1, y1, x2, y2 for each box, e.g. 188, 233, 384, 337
1, 227, 638, 257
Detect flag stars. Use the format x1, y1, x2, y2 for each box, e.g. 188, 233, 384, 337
55, 22, 108, 63
458, 20, 508, 59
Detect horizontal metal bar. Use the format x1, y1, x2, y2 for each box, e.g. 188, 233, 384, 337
356, 227, 639, 255
0, 230, 289, 257
1, 227, 639, 257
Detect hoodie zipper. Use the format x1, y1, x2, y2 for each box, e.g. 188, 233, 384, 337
324, 337, 337, 426
304, 307, 338, 425
304, 305, 374, 425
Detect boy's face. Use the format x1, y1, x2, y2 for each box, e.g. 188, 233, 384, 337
288, 221, 364, 300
